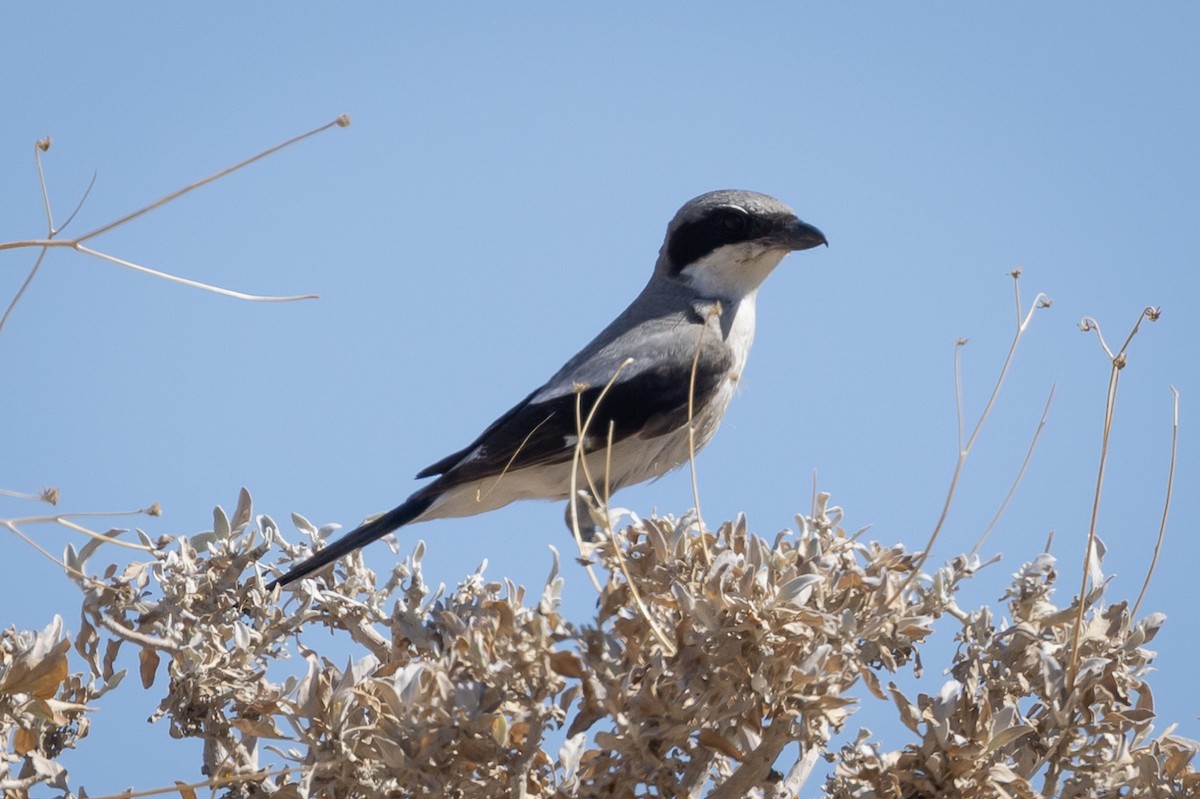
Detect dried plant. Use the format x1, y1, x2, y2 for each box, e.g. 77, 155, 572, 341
827, 545, 1198, 798
2, 484, 1193, 798
0, 118, 347, 339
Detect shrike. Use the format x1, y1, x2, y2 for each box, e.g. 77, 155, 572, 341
270, 189, 825, 588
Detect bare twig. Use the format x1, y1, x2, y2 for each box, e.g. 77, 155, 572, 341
35, 137, 55, 234
476, 414, 554, 503
0, 486, 58, 504
567, 358, 676, 655
568, 357, 635, 535
686, 303, 720, 566
2, 519, 82, 576
1, 143, 99, 334
602, 427, 677, 658
53, 516, 155, 550
57, 170, 98, 235
76, 116, 350, 243
1067, 307, 1160, 690
4, 505, 159, 554
75, 243, 318, 302
567, 358, 636, 594
34, 137, 96, 238
901, 271, 1050, 595
0, 249, 49, 336
955, 337, 968, 451
567, 395, 605, 596
1, 116, 348, 330
1132, 385, 1179, 618
971, 385, 1056, 556
95, 614, 182, 653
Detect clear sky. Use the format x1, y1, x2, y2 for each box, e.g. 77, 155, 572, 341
2, 5, 1198, 795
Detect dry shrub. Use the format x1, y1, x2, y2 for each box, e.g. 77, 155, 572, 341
827, 547, 1197, 798
2, 489, 1195, 798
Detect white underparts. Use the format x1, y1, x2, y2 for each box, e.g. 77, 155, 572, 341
418, 293, 760, 525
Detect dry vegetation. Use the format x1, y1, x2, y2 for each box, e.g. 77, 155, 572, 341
1, 486, 1195, 798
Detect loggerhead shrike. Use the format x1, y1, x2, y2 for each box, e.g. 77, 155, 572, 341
270, 189, 826, 588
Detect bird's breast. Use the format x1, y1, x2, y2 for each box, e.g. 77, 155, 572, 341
721, 295, 758, 379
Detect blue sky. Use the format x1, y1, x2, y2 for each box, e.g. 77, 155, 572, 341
2, 5, 1198, 795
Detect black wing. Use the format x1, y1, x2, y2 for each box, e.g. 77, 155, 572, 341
416, 344, 733, 490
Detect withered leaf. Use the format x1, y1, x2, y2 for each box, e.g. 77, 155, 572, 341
139, 647, 161, 689
550, 650, 586, 679
697, 728, 744, 760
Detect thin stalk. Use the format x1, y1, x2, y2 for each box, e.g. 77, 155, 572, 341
76, 116, 350, 243
567, 389, 604, 594
1, 117, 346, 330
568, 359, 636, 593
1067, 307, 1159, 690
75, 244, 318, 302
972, 385, 1056, 556
686, 303, 720, 565
900, 273, 1050, 596
568, 359, 676, 653
1131, 385, 1178, 619
0, 249, 49, 336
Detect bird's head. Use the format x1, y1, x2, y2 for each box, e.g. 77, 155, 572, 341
656, 189, 826, 300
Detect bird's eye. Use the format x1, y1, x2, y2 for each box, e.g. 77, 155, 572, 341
719, 208, 749, 233
665, 204, 759, 273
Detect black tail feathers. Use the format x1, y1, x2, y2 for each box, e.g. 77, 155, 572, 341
266, 493, 436, 590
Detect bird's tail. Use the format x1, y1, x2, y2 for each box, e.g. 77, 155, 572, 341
267, 493, 436, 589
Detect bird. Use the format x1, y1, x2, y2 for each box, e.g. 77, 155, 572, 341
269, 189, 826, 588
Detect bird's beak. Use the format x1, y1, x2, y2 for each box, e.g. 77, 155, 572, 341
779, 217, 828, 251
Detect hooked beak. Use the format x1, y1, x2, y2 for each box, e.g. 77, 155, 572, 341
779, 217, 828, 251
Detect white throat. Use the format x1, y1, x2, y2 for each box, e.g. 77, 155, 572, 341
679, 244, 790, 301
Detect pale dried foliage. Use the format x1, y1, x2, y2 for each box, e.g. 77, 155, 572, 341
1, 489, 1196, 798
827, 549, 1197, 798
